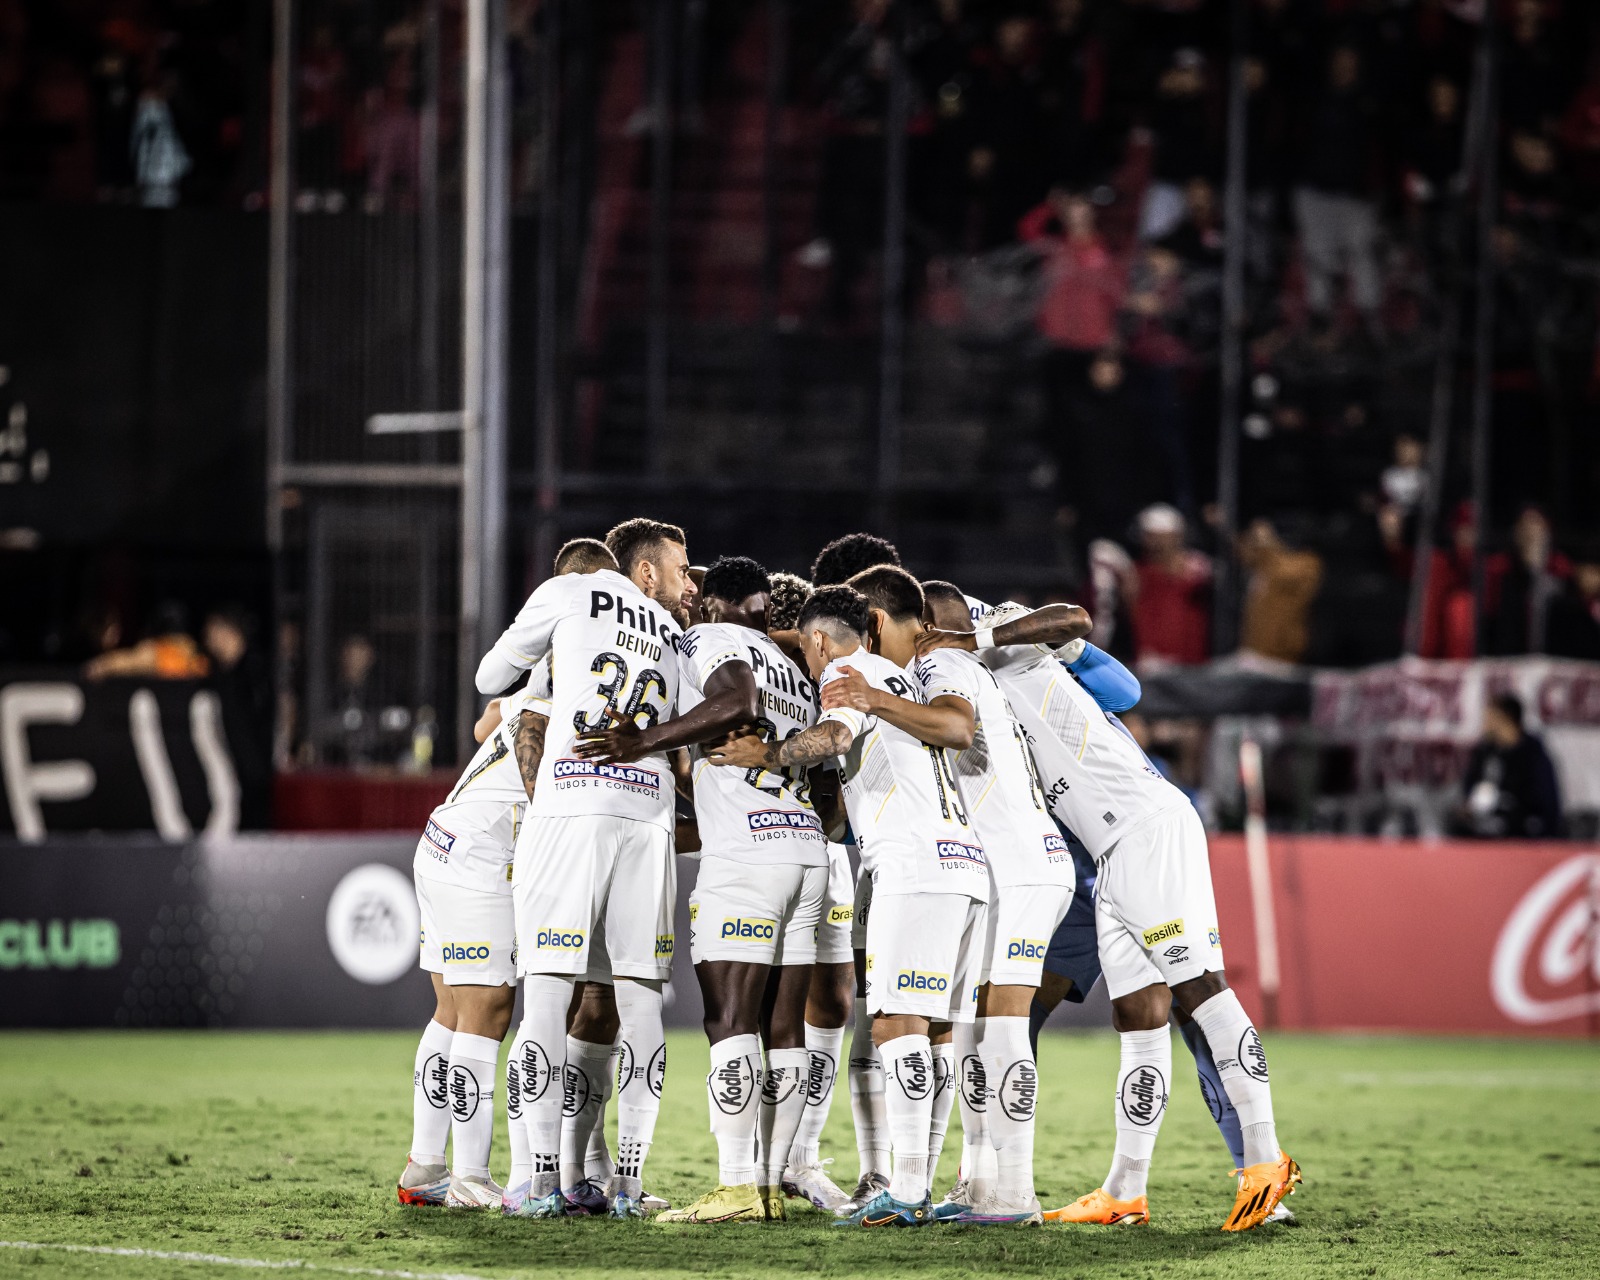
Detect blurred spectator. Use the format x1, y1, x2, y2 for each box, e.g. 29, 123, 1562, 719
1403, 74, 1464, 264
1487, 505, 1570, 655
1121, 242, 1199, 516
326, 633, 380, 766
1545, 554, 1600, 660
1238, 517, 1322, 663
1380, 433, 1427, 518
1459, 693, 1563, 839
203, 608, 272, 828
132, 66, 190, 207
363, 52, 420, 212
1292, 45, 1382, 336
84, 600, 209, 680
958, 12, 1050, 246
1021, 187, 1123, 361
1140, 47, 1215, 241
1129, 502, 1211, 667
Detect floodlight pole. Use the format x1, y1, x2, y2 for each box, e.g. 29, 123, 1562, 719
267, 0, 295, 768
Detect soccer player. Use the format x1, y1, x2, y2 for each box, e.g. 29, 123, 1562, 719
476, 517, 692, 1219
578, 556, 836, 1224
400, 537, 616, 1211
918, 604, 1301, 1232
824, 571, 1080, 1224
710, 585, 989, 1229
766, 572, 857, 1213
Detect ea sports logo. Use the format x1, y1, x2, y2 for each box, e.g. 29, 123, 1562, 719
325, 863, 418, 985
1491, 853, 1600, 1025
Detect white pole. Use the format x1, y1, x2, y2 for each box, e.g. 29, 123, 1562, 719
460, 0, 488, 751
1239, 736, 1281, 1026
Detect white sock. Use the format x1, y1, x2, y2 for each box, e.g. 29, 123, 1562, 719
759, 1048, 810, 1188
848, 1001, 888, 1180
560, 1037, 614, 1189
1105, 1026, 1171, 1201
979, 1015, 1037, 1205
926, 1040, 957, 1195
879, 1034, 934, 1203
1190, 990, 1279, 1166
954, 1019, 993, 1201
585, 1042, 618, 1181
514, 974, 574, 1196
612, 981, 665, 1198
506, 1027, 531, 1188
409, 1019, 453, 1165
447, 1031, 500, 1180
707, 1034, 761, 1186
788, 1022, 845, 1170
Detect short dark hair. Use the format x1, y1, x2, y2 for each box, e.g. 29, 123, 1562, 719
553, 537, 617, 575
920, 579, 968, 609
605, 517, 687, 576
767, 573, 813, 631
810, 533, 901, 586
1490, 693, 1524, 731
796, 585, 870, 639
701, 555, 771, 604
848, 565, 925, 623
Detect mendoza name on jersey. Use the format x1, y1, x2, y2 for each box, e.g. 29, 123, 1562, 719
552, 758, 662, 794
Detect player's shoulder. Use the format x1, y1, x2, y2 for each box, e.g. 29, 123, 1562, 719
680, 620, 741, 657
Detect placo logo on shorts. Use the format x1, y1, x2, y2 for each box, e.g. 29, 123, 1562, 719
535, 929, 586, 951
1141, 918, 1184, 948
935, 840, 987, 869
325, 863, 419, 985
720, 917, 776, 941
423, 818, 456, 856
896, 970, 949, 992
655, 934, 674, 957
443, 942, 491, 964
827, 905, 854, 924
1006, 938, 1046, 961
552, 758, 660, 792
748, 809, 824, 834
1208, 926, 1221, 948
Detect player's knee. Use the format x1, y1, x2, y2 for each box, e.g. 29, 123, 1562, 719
1110, 983, 1171, 1032
806, 964, 854, 1026
570, 982, 621, 1043
1171, 969, 1229, 1016
1034, 970, 1071, 1013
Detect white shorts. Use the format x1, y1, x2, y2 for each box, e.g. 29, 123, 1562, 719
979, 883, 1074, 987
690, 855, 827, 966
865, 891, 985, 1023
1095, 805, 1225, 1000
416, 876, 517, 986
850, 864, 873, 951
815, 843, 856, 966
514, 814, 676, 981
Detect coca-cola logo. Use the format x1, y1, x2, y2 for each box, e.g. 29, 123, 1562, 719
1491, 853, 1600, 1025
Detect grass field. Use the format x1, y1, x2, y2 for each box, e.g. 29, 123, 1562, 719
1, 1030, 1597, 1280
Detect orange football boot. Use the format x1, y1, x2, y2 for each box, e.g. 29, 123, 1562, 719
1043, 1188, 1150, 1226
1223, 1151, 1302, 1232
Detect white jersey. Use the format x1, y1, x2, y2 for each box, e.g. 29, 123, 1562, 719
679, 622, 827, 866
818, 649, 988, 902
914, 648, 1072, 889
966, 596, 1077, 674
482, 568, 681, 831
994, 658, 1187, 858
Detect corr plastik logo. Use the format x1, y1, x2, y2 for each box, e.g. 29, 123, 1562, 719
552, 758, 660, 792
747, 809, 823, 834
423, 818, 456, 856
1491, 852, 1600, 1024
1006, 938, 1046, 961
935, 840, 987, 868
721, 917, 776, 941
1042, 833, 1068, 855
443, 942, 491, 964
0, 919, 120, 970
535, 929, 585, 951
1141, 918, 1184, 948
896, 970, 949, 992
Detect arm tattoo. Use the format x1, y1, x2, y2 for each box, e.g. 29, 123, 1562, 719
772, 720, 854, 770
514, 710, 548, 800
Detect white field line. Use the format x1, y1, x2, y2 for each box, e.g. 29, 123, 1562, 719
0, 1242, 496, 1280
1335, 1070, 1600, 1088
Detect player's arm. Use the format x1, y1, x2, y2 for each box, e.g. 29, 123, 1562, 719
574, 662, 760, 763
809, 767, 848, 842
917, 603, 1092, 658
474, 698, 504, 744
707, 718, 854, 771
1065, 642, 1141, 713
513, 709, 549, 800
475, 578, 565, 694
819, 665, 974, 750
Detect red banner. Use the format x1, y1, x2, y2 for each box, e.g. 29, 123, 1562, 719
1209, 836, 1600, 1037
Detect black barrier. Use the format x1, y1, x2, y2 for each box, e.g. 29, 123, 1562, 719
1, 835, 1111, 1032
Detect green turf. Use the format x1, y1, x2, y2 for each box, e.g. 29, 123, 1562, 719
0, 1030, 1596, 1279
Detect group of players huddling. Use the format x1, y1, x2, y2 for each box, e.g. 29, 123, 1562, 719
398, 521, 1302, 1230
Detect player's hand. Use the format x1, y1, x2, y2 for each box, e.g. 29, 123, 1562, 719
916, 627, 978, 657
573, 709, 649, 763
705, 733, 771, 770
819, 666, 876, 714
